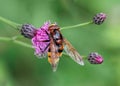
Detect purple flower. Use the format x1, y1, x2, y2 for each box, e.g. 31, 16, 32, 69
32, 21, 51, 58
88, 52, 103, 64
93, 13, 106, 25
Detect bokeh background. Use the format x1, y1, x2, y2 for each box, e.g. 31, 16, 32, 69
0, 0, 120, 86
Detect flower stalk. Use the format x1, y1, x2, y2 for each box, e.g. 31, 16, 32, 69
0, 16, 94, 31
0, 16, 21, 30
0, 37, 32, 48
61, 21, 93, 30
0, 13, 106, 31
0, 36, 83, 59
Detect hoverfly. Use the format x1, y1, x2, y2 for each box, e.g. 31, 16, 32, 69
47, 24, 84, 71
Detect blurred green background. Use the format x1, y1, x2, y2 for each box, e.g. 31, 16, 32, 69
0, 0, 120, 86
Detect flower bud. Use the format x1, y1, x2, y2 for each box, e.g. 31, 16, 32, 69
21, 24, 37, 39
93, 13, 106, 25
88, 52, 103, 64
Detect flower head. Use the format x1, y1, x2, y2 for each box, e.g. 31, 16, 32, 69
21, 24, 37, 39
32, 21, 51, 58
88, 52, 103, 64
93, 13, 106, 25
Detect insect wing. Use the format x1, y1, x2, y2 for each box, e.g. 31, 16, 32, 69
63, 39, 84, 65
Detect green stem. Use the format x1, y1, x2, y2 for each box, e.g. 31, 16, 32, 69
13, 40, 33, 48
61, 21, 93, 30
0, 37, 33, 48
0, 37, 87, 60
82, 56, 87, 60
0, 16, 21, 30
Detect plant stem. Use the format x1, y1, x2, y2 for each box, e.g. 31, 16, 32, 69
0, 16, 21, 30
61, 21, 93, 30
0, 37, 33, 48
13, 40, 33, 48
82, 56, 87, 60
0, 37, 88, 60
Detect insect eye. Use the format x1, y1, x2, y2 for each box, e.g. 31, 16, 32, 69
53, 31, 60, 39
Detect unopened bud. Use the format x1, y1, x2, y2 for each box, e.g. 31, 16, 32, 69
88, 52, 103, 64
93, 13, 106, 25
21, 24, 37, 39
